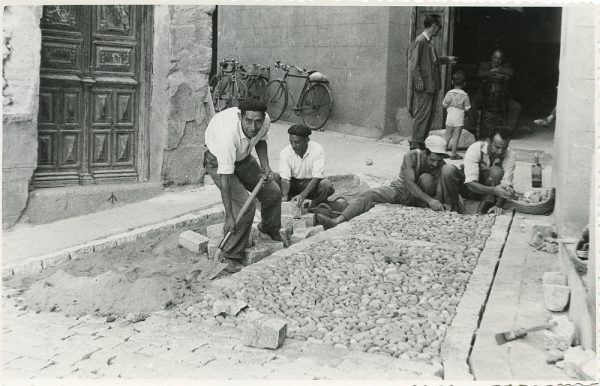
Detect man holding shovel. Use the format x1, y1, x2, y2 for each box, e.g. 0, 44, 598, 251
204, 99, 283, 273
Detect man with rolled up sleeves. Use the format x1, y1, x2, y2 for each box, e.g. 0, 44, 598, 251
203, 99, 283, 272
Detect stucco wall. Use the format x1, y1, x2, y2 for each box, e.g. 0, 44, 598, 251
2, 6, 42, 228
218, 6, 412, 139
153, 5, 214, 186
552, 6, 594, 238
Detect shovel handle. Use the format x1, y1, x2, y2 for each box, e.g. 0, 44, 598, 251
217, 175, 267, 256
520, 321, 557, 334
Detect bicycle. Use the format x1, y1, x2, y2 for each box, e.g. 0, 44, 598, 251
209, 59, 235, 95
262, 61, 333, 131
242, 64, 270, 100
212, 59, 247, 112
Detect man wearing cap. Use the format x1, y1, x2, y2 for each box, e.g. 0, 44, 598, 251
463, 127, 516, 215
316, 136, 464, 229
274, 124, 335, 208
204, 99, 283, 272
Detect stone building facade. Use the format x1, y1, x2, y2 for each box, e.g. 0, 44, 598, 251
2, 5, 214, 228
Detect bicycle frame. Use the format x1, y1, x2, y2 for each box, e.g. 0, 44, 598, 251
281, 71, 312, 112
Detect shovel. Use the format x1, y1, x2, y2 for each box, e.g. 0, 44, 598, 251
209, 175, 267, 277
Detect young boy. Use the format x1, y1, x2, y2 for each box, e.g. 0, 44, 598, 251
443, 70, 471, 160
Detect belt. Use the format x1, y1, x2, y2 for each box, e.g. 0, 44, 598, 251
204, 149, 247, 166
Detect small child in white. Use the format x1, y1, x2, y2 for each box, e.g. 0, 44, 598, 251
443, 70, 471, 160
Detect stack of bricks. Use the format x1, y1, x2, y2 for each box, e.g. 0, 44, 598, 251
202, 201, 325, 266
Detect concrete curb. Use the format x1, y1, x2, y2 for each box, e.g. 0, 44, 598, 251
440, 211, 513, 380
3, 205, 225, 279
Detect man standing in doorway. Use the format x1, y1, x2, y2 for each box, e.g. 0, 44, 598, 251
408, 14, 458, 150
204, 99, 283, 272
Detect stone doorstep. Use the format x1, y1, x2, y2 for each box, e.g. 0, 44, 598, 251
3, 206, 226, 279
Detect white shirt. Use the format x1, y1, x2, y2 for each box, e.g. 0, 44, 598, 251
464, 141, 516, 186
443, 88, 471, 127
278, 141, 326, 180
204, 107, 270, 174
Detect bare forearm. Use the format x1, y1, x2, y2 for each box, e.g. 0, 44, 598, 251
405, 179, 432, 204
466, 181, 495, 196
301, 178, 321, 198
255, 140, 270, 170
220, 174, 235, 220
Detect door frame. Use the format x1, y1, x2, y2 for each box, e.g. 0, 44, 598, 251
137, 5, 153, 182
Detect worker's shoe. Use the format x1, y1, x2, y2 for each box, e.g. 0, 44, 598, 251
222, 258, 244, 273
316, 214, 338, 230
257, 222, 284, 242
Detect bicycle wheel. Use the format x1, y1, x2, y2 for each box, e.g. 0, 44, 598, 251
300, 83, 333, 130
215, 79, 247, 111
247, 77, 268, 100
212, 76, 229, 112
263, 79, 287, 122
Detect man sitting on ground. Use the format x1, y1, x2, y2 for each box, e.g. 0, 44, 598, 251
316, 136, 464, 230
463, 127, 516, 215
274, 124, 335, 208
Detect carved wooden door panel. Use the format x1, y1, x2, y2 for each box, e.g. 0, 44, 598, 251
34, 5, 142, 188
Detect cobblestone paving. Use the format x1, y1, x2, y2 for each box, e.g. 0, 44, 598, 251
3, 205, 496, 380
206, 205, 495, 367
3, 284, 440, 380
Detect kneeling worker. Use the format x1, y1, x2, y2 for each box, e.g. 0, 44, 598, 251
275, 124, 335, 208
204, 99, 283, 272
316, 136, 464, 229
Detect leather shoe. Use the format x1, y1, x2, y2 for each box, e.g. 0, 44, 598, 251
316, 214, 337, 230
257, 222, 284, 242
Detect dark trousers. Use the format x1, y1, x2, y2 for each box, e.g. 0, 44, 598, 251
273, 174, 335, 205
410, 91, 437, 145
204, 151, 281, 258
341, 164, 464, 220
468, 92, 522, 139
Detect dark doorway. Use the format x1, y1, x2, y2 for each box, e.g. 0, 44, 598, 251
209, 6, 218, 80
451, 7, 562, 120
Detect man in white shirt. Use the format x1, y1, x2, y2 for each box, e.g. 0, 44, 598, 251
463, 127, 517, 215
274, 124, 334, 208
204, 99, 282, 271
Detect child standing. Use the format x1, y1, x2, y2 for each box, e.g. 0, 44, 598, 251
443, 71, 471, 160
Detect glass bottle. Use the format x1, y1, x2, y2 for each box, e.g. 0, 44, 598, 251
532, 153, 542, 188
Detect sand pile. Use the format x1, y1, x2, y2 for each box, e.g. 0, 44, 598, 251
23, 269, 176, 317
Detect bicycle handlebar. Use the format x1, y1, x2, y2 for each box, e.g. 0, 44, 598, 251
275, 60, 307, 73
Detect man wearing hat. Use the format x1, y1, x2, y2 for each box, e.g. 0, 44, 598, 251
316, 136, 464, 229
204, 100, 283, 271
274, 124, 335, 208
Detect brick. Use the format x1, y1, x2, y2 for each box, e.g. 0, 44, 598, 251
206, 223, 224, 241
207, 241, 219, 259
543, 284, 570, 311
281, 201, 302, 217
178, 230, 209, 253
543, 271, 567, 286
290, 226, 323, 243
243, 311, 287, 349
243, 240, 282, 265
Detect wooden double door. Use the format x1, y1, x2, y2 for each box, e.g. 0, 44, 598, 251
34, 5, 150, 188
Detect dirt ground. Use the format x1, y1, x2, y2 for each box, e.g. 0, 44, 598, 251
4, 176, 370, 320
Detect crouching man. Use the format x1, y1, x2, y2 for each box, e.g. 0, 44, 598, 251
463, 127, 516, 215
274, 124, 335, 208
316, 136, 464, 229
203, 99, 283, 272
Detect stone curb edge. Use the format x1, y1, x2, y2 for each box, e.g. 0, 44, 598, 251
2, 205, 226, 280
440, 211, 514, 380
